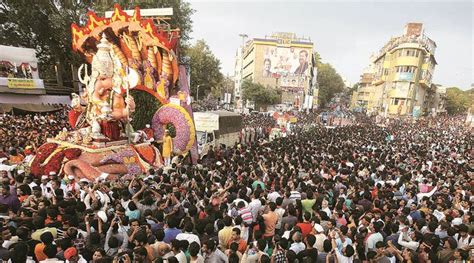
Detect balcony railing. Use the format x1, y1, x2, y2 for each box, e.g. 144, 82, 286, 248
373, 34, 436, 62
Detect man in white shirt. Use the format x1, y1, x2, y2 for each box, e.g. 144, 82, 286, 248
248, 190, 262, 222
171, 239, 187, 263
176, 222, 200, 246
366, 221, 384, 252
289, 231, 306, 254
274, 197, 285, 232
267, 186, 281, 203
330, 231, 354, 263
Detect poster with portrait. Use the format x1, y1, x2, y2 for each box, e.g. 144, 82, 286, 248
261, 46, 312, 79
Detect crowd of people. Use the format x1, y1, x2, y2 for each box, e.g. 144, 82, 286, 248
0, 109, 70, 160
0, 109, 472, 263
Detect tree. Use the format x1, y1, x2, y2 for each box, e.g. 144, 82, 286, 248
445, 87, 473, 114
186, 39, 224, 99
316, 63, 345, 106
241, 80, 280, 109
0, 1, 91, 80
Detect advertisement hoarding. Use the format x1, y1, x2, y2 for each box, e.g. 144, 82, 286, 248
261, 46, 312, 90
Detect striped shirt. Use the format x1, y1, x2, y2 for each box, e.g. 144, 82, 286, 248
289, 191, 302, 200
238, 207, 253, 225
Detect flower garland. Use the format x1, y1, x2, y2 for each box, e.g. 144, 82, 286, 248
100, 149, 144, 176
30, 143, 58, 177
132, 144, 156, 165
152, 103, 195, 154
30, 143, 82, 177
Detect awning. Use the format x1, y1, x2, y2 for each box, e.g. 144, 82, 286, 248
0, 93, 70, 113
0, 93, 70, 105
0, 103, 62, 113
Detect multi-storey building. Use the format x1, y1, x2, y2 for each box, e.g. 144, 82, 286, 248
352, 23, 440, 116
234, 32, 318, 109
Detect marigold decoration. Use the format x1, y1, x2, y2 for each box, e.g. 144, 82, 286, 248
30, 143, 58, 177
132, 144, 158, 165
152, 104, 196, 154
30, 143, 83, 177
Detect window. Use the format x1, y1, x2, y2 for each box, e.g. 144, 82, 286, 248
396, 66, 417, 73
391, 98, 406, 105
402, 49, 421, 57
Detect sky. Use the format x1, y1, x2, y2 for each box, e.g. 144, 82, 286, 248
188, 0, 473, 90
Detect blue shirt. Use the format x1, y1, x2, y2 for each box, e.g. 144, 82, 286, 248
163, 227, 182, 243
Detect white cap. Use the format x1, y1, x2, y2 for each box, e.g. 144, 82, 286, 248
145, 175, 154, 181
17, 170, 25, 175
41, 175, 48, 180
146, 124, 150, 128
67, 175, 74, 180
451, 218, 462, 226
96, 173, 109, 182
216, 161, 222, 166
79, 178, 90, 184
49, 171, 56, 176
314, 223, 324, 233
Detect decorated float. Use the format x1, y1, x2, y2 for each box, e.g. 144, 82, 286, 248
29, 5, 197, 181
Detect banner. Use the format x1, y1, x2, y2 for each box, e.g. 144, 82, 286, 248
261, 46, 312, 78
7, 78, 36, 89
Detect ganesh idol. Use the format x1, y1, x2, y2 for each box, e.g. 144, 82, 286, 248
74, 34, 136, 141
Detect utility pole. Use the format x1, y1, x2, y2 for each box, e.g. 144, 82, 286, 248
238, 34, 248, 105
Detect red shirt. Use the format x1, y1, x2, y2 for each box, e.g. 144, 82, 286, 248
296, 222, 313, 238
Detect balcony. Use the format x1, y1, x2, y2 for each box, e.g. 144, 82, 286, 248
373, 34, 436, 62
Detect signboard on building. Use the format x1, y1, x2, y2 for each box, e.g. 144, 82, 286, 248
404, 23, 423, 37
7, 78, 36, 89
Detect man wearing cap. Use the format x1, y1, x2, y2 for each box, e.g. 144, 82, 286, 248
64, 247, 87, 263
65, 175, 79, 196
142, 124, 154, 141
162, 129, 173, 166
23, 146, 35, 164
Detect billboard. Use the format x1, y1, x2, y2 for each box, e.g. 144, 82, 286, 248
262, 46, 311, 80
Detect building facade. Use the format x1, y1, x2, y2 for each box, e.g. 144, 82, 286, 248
351, 23, 442, 117
234, 32, 318, 109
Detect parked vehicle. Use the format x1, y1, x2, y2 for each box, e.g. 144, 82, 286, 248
194, 111, 242, 157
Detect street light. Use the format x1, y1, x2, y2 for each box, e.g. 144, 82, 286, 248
196, 84, 201, 101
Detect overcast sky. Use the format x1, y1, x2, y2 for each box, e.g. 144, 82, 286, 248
188, 0, 473, 90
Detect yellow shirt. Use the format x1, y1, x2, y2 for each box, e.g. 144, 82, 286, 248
162, 135, 173, 158
218, 226, 234, 250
